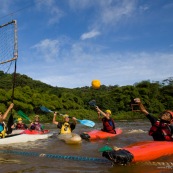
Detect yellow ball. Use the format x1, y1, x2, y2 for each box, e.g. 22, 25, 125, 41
91, 79, 101, 89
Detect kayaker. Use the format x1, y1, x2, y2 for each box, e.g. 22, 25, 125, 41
134, 98, 173, 141
11, 117, 28, 130
0, 103, 14, 138
29, 115, 43, 131
96, 106, 116, 134
52, 112, 77, 134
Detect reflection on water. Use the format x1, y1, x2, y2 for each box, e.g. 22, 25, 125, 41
0, 121, 173, 173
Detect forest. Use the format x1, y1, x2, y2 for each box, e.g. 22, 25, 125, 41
0, 70, 173, 122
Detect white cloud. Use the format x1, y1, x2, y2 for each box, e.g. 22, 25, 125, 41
35, 0, 64, 24
19, 42, 173, 88
3, 0, 172, 89
67, 0, 137, 31
100, 0, 136, 24
139, 5, 150, 12
32, 39, 60, 62
68, 0, 95, 10
80, 30, 100, 40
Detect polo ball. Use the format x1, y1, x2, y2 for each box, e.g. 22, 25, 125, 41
91, 80, 101, 89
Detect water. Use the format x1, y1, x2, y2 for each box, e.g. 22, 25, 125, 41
0, 120, 173, 173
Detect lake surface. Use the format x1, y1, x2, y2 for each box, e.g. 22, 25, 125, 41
0, 120, 173, 173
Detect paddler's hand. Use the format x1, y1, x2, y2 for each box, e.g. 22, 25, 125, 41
54, 112, 57, 116
102, 149, 134, 165
134, 98, 149, 115
134, 98, 141, 104
72, 117, 77, 125
9, 103, 14, 109
72, 117, 77, 121
95, 106, 100, 112
97, 111, 101, 119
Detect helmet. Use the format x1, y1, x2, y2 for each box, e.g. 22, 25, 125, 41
63, 114, 69, 118
165, 110, 173, 119
35, 115, 39, 118
105, 110, 111, 115
17, 117, 22, 121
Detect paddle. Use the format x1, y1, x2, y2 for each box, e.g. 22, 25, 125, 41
99, 138, 113, 152
17, 110, 45, 130
40, 106, 95, 127
40, 106, 53, 113
88, 100, 97, 107
17, 110, 32, 122
99, 145, 113, 152
6, 112, 14, 134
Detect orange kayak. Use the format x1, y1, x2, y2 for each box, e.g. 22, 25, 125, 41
124, 141, 173, 162
102, 140, 173, 165
80, 128, 122, 140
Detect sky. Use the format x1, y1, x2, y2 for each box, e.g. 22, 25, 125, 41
0, 0, 173, 88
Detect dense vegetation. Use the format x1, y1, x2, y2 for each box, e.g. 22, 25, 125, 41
0, 70, 173, 123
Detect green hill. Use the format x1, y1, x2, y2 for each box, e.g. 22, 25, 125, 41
0, 70, 173, 122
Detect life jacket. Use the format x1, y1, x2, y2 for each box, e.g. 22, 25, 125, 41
60, 122, 72, 134
149, 120, 173, 141
0, 122, 6, 138
16, 123, 26, 130
31, 122, 42, 131
102, 117, 116, 134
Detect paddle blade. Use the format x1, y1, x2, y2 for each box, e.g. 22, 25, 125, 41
40, 106, 53, 113
17, 110, 31, 122
99, 145, 113, 152
77, 119, 95, 127
88, 100, 97, 107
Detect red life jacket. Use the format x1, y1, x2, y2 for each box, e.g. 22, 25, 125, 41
102, 117, 116, 134
149, 120, 173, 141
16, 123, 26, 130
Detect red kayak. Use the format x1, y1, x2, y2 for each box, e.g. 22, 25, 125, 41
23, 129, 50, 135
80, 128, 122, 140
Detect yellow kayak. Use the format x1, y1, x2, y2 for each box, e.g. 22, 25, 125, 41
58, 133, 82, 144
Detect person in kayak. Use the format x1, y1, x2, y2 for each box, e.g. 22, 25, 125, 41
11, 117, 28, 130
134, 98, 173, 141
52, 112, 77, 134
29, 115, 43, 131
96, 106, 116, 134
0, 103, 14, 138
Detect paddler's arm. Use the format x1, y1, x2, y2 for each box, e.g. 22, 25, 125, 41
2, 103, 14, 120
134, 98, 149, 115
11, 123, 16, 129
95, 106, 109, 119
72, 117, 77, 125
97, 111, 101, 119
53, 112, 59, 125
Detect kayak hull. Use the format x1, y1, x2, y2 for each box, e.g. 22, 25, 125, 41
80, 128, 122, 140
58, 133, 82, 144
124, 141, 173, 162
102, 140, 173, 165
0, 129, 52, 145
23, 129, 50, 134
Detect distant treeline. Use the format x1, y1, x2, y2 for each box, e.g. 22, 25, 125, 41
0, 70, 173, 122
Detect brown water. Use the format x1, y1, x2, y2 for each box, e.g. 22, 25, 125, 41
0, 121, 173, 173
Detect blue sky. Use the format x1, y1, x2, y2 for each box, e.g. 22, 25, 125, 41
0, 0, 173, 88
